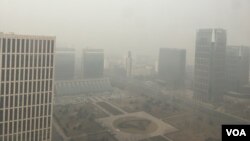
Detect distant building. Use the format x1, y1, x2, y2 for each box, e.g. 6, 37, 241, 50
125, 51, 132, 77
82, 49, 104, 79
55, 78, 112, 96
194, 28, 227, 103
226, 46, 250, 91
0, 32, 55, 141
158, 48, 186, 89
55, 47, 75, 80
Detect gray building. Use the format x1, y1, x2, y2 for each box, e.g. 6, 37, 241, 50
82, 49, 104, 79
194, 28, 227, 103
55, 78, 112, 96
226, 46, 250, 91
125, 51, 132, 77
55, 48, 75, 80
0, 33, 55, 141
158, 48, 186, 89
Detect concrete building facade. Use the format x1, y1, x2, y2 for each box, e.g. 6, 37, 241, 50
0, 32, 55, 141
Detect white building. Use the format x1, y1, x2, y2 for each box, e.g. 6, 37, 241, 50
0, 32, 55, 141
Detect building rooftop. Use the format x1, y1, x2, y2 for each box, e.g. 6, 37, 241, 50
0, 32, 56, 39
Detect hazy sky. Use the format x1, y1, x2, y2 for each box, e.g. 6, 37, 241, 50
1, 0, 250, 64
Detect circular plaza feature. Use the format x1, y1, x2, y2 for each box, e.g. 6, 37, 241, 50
113, 116, 158, 134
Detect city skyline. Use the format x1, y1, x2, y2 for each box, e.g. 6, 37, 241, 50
1, 0, 250, 65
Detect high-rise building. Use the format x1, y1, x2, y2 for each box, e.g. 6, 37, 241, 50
55, 48, 75, 80
194, 29, 227, 102
125, 51, 132, 77
0, 32, 55, 141
82, 49, 104, 79
158, 48, 186, 89
226, 46, 250, 91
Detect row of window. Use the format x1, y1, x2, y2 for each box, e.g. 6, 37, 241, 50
1, 68, 53, 81
1, 54, 54, 68
0, 128, 50, 141
0, 93, 53, 108
0, 117, 52, 132
0, 38, 54, 54
0, 106, 52, 123
0, 81, 53, 95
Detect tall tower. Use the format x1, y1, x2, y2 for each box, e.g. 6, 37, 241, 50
0, 33, 55, 141
194, 29, 227, 103
126, 51, 132, 77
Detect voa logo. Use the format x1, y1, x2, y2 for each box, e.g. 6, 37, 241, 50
226, 129, 247, 136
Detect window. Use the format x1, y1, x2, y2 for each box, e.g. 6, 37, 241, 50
26, 39, 29, 53
20, 69, 24, 81
39, 40, 42, 53
25, 69, 28, 80
46, 55, 50, 67
2, 54, 5, 68
21, 39, 25, 53
12, 39, 16, 53
21, 55, 25, 67
15, 82, 19, 94
43, 54, 46, 67
6, 54, 10, 68
25, 55, 29, 67
7, 39, 11, 53
11, 54, 15, 68
15, 69, 19, 81
1, 70, 4, 81
0, 110, 3, 122
11, 69, 14, 81
2, 38, 6, 53
30, 40, 34, 53
10, 82, 14, 94
16, 54, 20, 67
43, 40, 46, 53
17, 39, 20, 53
5, 83, 9, 94
51, 40, 54, 52
47, 40, 50, 53
29, 55, 33, 67
35, 40, 38, 53
19, 82, 23, 93
0, 97, 3, 108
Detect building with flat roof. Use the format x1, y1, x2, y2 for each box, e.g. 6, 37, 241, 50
55, 47, 75, 80
0, 32, 55, 141
82, 49, 104, 79
158, 48, 186, 89
194, 28, 227, 103
226, 46, 250, 91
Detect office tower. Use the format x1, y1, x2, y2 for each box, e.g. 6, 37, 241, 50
226, 46, 250, 91
158, 48, 186, 89
82, 49, 104, 79
0, 32, 55, 141
55, 48, 75, 80
194, 29, 227, 102
125, 51, 132, 77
